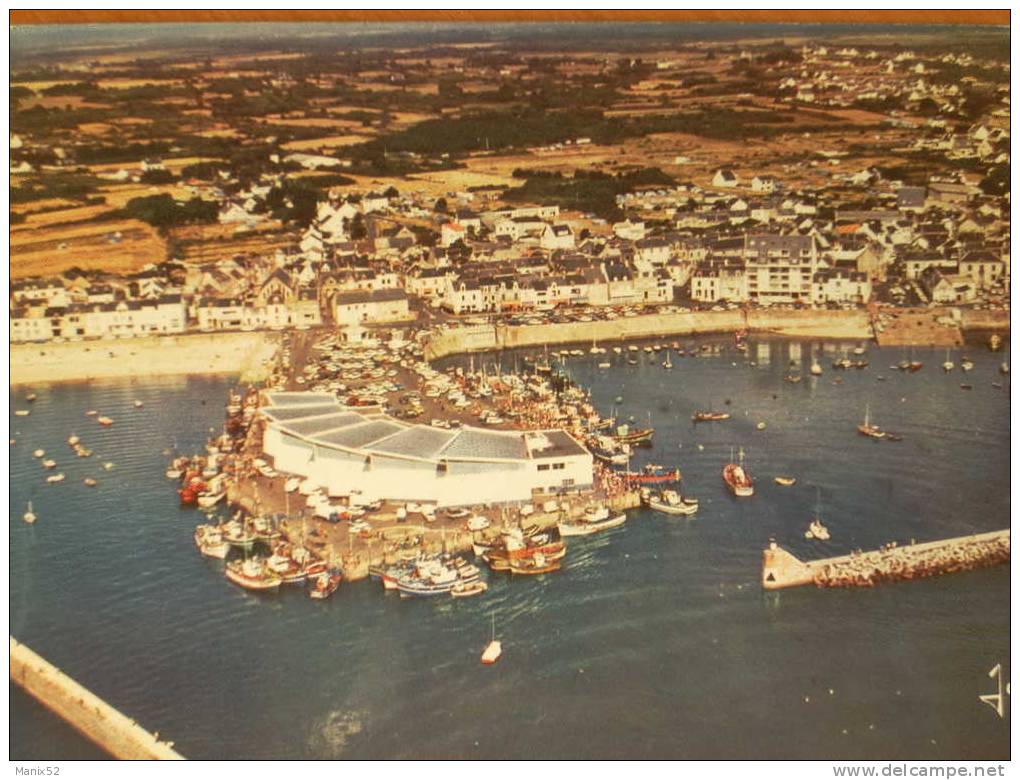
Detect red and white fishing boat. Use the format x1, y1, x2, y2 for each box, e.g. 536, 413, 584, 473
723, 448, 754, 497
225, 558, 281, 592
309, 572, 342, 600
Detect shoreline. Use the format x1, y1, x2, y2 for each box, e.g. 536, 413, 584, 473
10, 331, 279, 387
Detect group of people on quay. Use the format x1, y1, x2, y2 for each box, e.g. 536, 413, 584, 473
814, 535, 1010, 588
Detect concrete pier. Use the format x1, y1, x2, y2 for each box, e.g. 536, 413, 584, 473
762, 529, 1010, 590
10, 637, 184, 760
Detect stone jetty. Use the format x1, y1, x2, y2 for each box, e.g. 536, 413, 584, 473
762, 529, 1010, 590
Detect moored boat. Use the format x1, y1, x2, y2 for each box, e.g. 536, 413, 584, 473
46, 473, 65, 484
481, 615, 501, 664
309, 572, 342, 600
451, 580, 488, 598
774, 476, 796, 486
857, 404, 885, 439
225, 558, 281, 592
23, 501, 36, 524
648, 489, 698, 515
617, 466, 681, 484
558, 506, 627, 536
509, 551, 562, 575
194, 524, 230, 559
97, 416, 114, 426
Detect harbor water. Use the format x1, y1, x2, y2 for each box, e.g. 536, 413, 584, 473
9, 338, 1010, 759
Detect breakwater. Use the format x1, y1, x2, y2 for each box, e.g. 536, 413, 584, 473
424, 309, 875, 361
761, 529, 1010, 591
10, 637, 184, 760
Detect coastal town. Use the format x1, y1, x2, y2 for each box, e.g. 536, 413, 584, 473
9, 17, 1012, 764
10, 30, 1011, 600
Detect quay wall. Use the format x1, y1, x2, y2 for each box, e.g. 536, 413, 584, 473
10, 331, 279, 387
424, 310, 880, 361
960, 309, 1011, 333
762, 528, 1010, 591
10, 637, 184, 760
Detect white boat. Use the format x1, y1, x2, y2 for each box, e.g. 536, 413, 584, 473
46, 473, 65, 484
774, 476, 796, 486
67, 435, 80, 446
467, 515, 490, 532
941, 349, 954, 372
166, 468, 183, 480
42, 459, 56, 469
32, 449, 44, 459
103, 462, 114, 471
83, 477, 98, 487
558, 506, 627, 536
133, 400, 144, 409
14, 410, 30, 417
23, 501, 36, 524
810, 358, 823, 376
598, 361, 611, 369
961, 358, 974, 372
663, 352, 673, 369
481, 614, 502, 665
805, 519, 831, 541
648, 489, 698, 515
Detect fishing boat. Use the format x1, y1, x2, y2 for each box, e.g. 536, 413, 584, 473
32, 449, 44, 458
451, 580, 488, 598
221, 520, 256, 548
166, 467, 183, 480
481, 615, 502, 665
989, 334, 1003, 351
225, 558, 281, 592
83, 478, 97, 487
647, 489, 698, 515
41, 459, 56, 469
722, 448, 753, 497
309, 572, 342, 600
509, 551, 562, 575
194, 524, 230, 559
610, 424, 653, 446
774, 476, 796, 486
617, 465, 681, 484
589, 438, 630, 465
558, 506, 627, 537
97, 416, 114, 426
691, 410, 730, 422
23, 501, 36, 524
857, 404, 885, 439
46, 473, 65, 484
805, 519, 831, 541
197, 490, 225, 509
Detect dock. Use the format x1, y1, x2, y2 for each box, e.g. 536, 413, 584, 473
10, 637, 184, 760
762, 529, 1010, 590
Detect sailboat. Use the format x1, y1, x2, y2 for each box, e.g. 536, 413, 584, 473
941, 349, 955, 372
481, 614, 502, 665
810, 353, 823, 376
857, 404, 885, 439
662, 350, 673, 369
804, 489, 831, 541
23, 501, 36, 524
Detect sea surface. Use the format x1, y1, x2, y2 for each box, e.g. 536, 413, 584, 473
9, 338, 1010, 760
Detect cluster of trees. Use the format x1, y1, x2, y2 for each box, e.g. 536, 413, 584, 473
117, 194, 218, 230
505, 167, 676, 221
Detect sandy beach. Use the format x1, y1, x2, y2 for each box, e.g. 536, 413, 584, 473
10, 331, 279, 387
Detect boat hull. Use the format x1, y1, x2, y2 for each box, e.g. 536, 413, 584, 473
558, 513, 627, 536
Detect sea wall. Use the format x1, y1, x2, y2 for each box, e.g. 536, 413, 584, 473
10, 331, 279, 387
746, 309, 873, 339
424, 309, 877, 361
959, 309, 1011, 332
10, 637, 184, 759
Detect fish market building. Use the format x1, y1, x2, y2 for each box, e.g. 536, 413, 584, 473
259, 392, 594, 507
